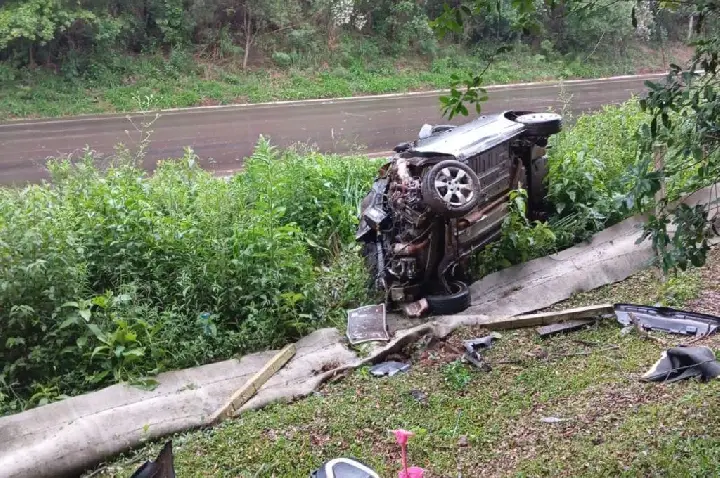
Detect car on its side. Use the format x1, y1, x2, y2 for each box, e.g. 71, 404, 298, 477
356, 111, 562, 315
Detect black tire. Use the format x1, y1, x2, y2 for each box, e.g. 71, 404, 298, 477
528, 155, 550, 221
361, 241, 382, 291
426, 281, 471, 315
421, 160, 481, 217
515, 113, 562, 136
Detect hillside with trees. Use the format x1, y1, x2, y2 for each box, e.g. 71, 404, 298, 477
0, 0, 698, 118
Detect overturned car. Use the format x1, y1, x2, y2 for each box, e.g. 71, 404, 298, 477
356, 111, 562, 315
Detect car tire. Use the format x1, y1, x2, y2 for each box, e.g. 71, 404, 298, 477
515, 113, 562, 136
421, 160, 481, 217
528, 155, 550, 221
362, 241, 383, 291
426, 281, 471, 315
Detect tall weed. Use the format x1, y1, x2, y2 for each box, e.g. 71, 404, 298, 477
0, 140, 378, 415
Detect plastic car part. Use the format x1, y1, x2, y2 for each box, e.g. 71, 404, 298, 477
614, 304, 720, 337
311, 458, 380, 478
370, 361, 410, 377
393, 141, 412, 153
130, 441, 175, 478
431, 124, 456, 134
421, 160, 481, 217
642, 346, 720, 383
514, 112, 562, 136
426, 281, 471, 315
418, 124, 433, 139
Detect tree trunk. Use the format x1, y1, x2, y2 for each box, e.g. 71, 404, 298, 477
688, 14, 694, 42
243, 7, 252, 70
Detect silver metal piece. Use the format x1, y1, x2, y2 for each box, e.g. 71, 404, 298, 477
434, 166, 476, 207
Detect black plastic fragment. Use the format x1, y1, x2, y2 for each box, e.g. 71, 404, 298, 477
642, 346, 720, 383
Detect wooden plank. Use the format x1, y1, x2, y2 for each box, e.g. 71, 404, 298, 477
211, 344, 296, 424
478, 304, 614, 331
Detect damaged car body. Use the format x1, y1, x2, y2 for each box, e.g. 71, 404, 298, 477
356, 111, 562, 314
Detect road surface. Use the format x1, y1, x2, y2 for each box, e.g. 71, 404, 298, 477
0, 73, 662, 184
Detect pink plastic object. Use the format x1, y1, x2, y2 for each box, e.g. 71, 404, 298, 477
399, 466, 425, 478
393, 429, 425, 478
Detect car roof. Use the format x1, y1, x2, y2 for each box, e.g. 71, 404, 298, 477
410, 112, 526, 159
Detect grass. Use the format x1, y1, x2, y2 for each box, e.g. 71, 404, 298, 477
0, 43, 689, 120
88, 248, 720, 477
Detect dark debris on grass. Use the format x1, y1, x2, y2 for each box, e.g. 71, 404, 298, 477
91, 249, 720, 478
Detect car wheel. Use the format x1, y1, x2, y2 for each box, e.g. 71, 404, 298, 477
421, 160, 481, 217
515, 113, 562, 136
528, 155, 550, 221
426, 281, 471, 315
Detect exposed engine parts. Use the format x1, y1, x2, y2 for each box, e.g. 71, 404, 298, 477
356, 111, 563, 316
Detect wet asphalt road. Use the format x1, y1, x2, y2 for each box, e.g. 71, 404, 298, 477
0, 73, 662, 185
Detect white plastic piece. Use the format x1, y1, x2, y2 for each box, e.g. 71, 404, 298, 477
418, 124, 433, 139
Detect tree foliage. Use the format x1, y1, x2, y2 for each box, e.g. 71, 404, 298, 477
432, 0, 720, 272
0, 0, 689, 69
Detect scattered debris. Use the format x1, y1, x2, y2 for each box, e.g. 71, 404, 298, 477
641, 346, 720, 383
130, 441, 175, 478
536, 319, 594, 338
473, 304, 614, 331
370, 361, 410, 377
615, 304, 720, 337
540, 417, 572, 424
311, 458, 380, 478
462, 332, 502, 370
210, 344, 295, 423
347, 304, 389, 345
403, 299, 430, 319
409, 389, 428, 405
463, 332, 502, 354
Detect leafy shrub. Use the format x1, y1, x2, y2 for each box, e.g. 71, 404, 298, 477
0, 140, 379, 415
473, 189, 557, 276
272, 51, 293, 69
546, 99, 649, 247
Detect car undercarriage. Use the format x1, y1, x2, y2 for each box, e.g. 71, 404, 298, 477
356, 110, 563, 316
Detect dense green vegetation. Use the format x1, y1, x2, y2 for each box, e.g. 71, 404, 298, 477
0, 141, 379, 414
0, 0, 695, 118
0, 45, 675, 120
0, 99, 657, 415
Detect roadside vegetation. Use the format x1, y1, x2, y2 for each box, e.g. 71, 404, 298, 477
0, 0, 694, 119
1, 93, 700, 416
89, 249, 720, 477
0, 45, 680, 120
0, 140, 380, 415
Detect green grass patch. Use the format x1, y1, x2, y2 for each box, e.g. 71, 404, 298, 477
0, 44, 680, 120
88, 259, 717, 477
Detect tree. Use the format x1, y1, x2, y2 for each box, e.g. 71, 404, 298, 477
0, 0, 95, 64
229, 0, 300, 69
